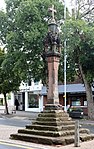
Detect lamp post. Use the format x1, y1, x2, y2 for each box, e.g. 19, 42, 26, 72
64, 0, 67, 111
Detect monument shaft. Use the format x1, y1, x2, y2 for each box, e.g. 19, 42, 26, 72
47, 55, 60, 104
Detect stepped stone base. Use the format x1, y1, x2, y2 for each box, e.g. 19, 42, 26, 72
10, 104, 94, 146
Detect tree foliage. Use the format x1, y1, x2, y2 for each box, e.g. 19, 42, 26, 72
62, 19, 94, 82
0, 47, 28, 113
61, 0, 94, 118
0, 0, 64, 84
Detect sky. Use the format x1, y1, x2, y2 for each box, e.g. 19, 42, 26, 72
0, 0, 6, 10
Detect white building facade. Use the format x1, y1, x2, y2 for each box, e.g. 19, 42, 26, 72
11, 80, 43, 112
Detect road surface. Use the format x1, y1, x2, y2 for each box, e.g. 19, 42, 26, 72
0, 117, 31, 127
0, 141, 34, 149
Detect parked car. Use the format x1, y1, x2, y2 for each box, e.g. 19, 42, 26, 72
68, 107, 84, 119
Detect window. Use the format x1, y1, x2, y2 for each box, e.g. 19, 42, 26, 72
28, 93, 39, 108
71, 98, 81, 106
28, 80, 31, 86
0, 98, 3, 105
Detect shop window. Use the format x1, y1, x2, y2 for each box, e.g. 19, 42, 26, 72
28, 93, 39, 108
0, 98, 3, 105
28, 80, 31, 86
72, 99, 81, 106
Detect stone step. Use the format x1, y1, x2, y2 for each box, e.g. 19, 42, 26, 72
38, 111, 69, 118
62, 125, 75, 130
61, 121, 75, 125
36, 116, 71, 122
42, 109, 65, 114
10, 133, 94, 145
10, 133, 66, 145
33, 120, 73, 126
18, 128, 90, 137
63, 134, 94, 145
80, 134, 94, 141
80, 128, 90, 134
18, 129, 73, 137
26, 124, 76, 131
33, 120, 63, 126
26, 124, 62, 131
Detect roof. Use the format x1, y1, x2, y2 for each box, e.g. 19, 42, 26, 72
41, 83, 94, 95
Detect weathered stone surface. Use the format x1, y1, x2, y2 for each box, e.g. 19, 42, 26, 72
10, 109, 94, 146
26, 124, 62, 131
18, 128, 90, 137
10, 133, 94, 145
10, 133, 66, 145
36, 116, 70, 122
38, 111, 69, 117
80, 134, 94, 141
32, 120, 64, 126
45, 104, 63, 110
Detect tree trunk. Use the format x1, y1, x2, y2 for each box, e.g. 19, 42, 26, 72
79, 64, 94, 119
4, 92, 9, 114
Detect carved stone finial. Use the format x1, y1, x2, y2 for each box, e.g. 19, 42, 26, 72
43, 5, 61, 53
48, 5, 56, 21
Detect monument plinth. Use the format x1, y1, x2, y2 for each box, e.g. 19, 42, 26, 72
10, 5, 94, 146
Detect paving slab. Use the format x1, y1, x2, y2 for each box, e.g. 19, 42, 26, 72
0, 110, 94, 148
0, 124, 94, 149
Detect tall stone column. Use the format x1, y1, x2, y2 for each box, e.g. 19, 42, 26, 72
47, 53, 60, 104
43, 5, 61, 109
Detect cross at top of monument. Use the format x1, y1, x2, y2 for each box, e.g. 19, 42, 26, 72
48, 5, 57, 20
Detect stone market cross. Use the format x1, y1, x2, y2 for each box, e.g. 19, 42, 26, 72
48, 5, 56, 20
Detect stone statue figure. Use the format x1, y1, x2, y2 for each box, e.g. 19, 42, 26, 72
43, 30, 61, 52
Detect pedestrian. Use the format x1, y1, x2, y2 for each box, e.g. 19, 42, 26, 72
20, 102, 23, 111
66, 104, 70, 111
15, 99, 19, 110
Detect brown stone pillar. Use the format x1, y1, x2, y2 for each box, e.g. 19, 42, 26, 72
43, 5, 62, 109
46, 52, 60, 105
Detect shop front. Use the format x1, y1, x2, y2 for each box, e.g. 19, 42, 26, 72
11, 81, 43, 112
41, 84, 91, 115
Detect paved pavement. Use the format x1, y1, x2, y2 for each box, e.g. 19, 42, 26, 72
0, 110, 94, 149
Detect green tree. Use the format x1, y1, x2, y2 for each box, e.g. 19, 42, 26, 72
62, 0, 94, 119
0, 48, 28, 114
0, 0, 64, 84
62, 18, 94, 119
0, 0, 66, 113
